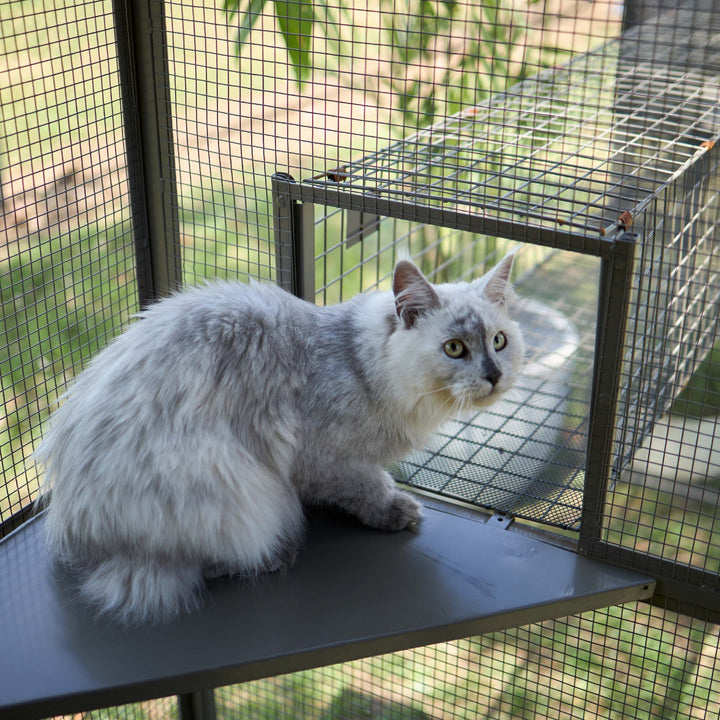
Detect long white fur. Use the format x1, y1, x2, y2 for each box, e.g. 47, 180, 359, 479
35, 253, 524, 624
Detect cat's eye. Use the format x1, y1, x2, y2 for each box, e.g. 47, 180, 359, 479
493, 331, 507, 351
443, 339, 467, 358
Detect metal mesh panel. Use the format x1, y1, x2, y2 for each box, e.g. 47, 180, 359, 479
40, 605, 720, 719
211, 602, 720, 719
48, 695, 178, 719
162, 0, 280, 287
3, 0, 720, 718
303, 50, 719, 237
598, 178, 720, 579
1, 0, 138, 531
178, 0, 717, 714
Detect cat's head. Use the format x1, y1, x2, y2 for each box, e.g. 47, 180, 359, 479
390, 250, 525, 414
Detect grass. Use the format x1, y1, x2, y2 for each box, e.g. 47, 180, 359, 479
605, 480, 720, 574
178, 182, 277, 285
0, 218, 138, 517
670, 343, 720, 419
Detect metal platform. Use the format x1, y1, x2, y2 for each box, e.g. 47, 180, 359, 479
0, 500, 653, 720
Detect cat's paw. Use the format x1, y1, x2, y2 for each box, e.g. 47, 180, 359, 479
372, 491, 423, 532
259, 542, 299, 575
203, 542, 299, 579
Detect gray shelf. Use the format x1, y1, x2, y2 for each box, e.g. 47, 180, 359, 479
0, 500, 653, 720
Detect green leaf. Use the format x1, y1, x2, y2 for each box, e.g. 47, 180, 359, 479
234, 0, 270, 51
223, 0, 315, 86
274, 0, 315, 86
222, 0, 240, 22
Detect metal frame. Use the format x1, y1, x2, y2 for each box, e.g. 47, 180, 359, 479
271, 172, 316, 301
112, 0, 182, 304
579, 232, 637, 556
177, 691, 217, 720
268, 162, 717, 621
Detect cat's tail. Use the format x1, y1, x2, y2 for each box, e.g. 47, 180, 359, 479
77, 556, 204, 625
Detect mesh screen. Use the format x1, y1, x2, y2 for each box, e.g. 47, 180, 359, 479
165, 0, 280, 286
2, 0, 720, 718
47, 603, 719, 719
47, 695, 177, 720
219, 602, 720, 719
1, 0, 138, 529
600, 167, 720, 583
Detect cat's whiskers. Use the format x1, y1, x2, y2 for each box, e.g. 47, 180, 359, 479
411, 382, 456, 405
408, 383, 464, 419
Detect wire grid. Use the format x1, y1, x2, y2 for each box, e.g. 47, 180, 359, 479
599, 151, 720, 581
49, 695, 178, 720
3, 0, 720, 718
613, 172, 720, 474
161, 0, 296, 287
303, 14, 720, 241
160, 0, 625, 292
0, 0, 138, 531
37, 603, 720, 719
204, 602, 720, 719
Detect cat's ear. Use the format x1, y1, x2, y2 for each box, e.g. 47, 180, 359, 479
479, 247, 519, 305
393, 260, 441, 329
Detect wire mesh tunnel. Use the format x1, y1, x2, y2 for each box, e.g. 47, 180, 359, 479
270, 0, 720, 566
1, 0, 720, 717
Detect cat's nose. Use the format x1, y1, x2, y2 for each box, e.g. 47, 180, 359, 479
483, 360, 501, 387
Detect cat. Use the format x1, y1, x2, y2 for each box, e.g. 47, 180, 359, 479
35, 250, 525, 625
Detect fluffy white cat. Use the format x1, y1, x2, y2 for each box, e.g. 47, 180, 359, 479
35, 251, 524, 624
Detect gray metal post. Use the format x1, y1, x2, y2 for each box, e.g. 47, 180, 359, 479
178, 690, 217, 720
579, 232, 636, 556
271, 173, 316, 301
112, 0, 182, 304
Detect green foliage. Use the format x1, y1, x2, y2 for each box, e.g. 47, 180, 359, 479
223, 0, 321, 86
0, 221, 138, 515
383, 0, 554, 129
671, 343, 720, 418
222, 0, 568, 129
0, 221, 138, 438
274, 0, 314, 84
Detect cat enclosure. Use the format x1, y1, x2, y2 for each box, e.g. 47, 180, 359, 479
1, 0, 719, 718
